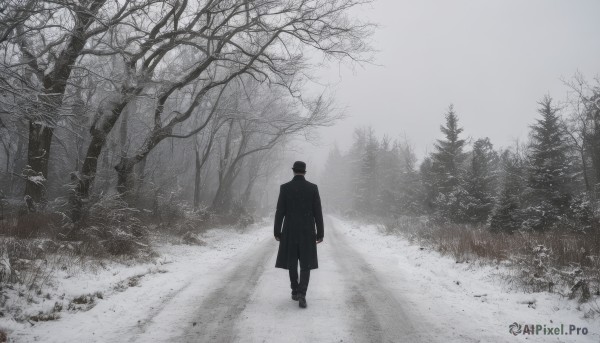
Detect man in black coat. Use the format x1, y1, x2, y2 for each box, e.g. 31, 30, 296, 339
274, 161, 324, 309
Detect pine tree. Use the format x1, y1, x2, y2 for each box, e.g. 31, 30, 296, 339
431, 105, 466, 192
375, 136, 402, 216
349, 128, 367, 214
522, 95, 576, 231
464, 138, 499, 224
420, 157, 436, 213
430, 105, 468, 222
320, 144, 352, 213
352, 127, 379, 215
395, 141, 423, 216
490, 150, 525, 232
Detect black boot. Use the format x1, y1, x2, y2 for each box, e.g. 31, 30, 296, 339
291, 292, 299, 301
298, 295, 307, 308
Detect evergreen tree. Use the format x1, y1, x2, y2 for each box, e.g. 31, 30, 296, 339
420, 157, 436, 213
353, 127, 379, 215
431, 105, 466, 192
375, 136, 402, 216
490, 150, 525, 232
320, 144, 352, 212
464, 138, 499, 224
430, 105, 468, 222
395, 141, 423, 216
349, 128, 367, 214
522, 96, 576, 231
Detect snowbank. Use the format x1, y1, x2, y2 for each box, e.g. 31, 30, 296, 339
1, 224, 266, 342
330, 216, 599, 342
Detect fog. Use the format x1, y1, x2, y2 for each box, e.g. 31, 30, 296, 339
2, 1, 600, 340
299, 0, 600, 177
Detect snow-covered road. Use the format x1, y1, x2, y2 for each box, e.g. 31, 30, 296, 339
137, 216, 429, 342
10, 216, 599, 342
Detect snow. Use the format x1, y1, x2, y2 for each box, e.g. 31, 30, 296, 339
329, 216, 600, 342
25, 175, 46, 185
2, 225, 266, 342
2, 216, 599, 342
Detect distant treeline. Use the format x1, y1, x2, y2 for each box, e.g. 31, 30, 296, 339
321, 78, 600, 232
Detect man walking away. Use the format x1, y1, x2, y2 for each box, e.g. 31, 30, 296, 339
274, 161, 324, 308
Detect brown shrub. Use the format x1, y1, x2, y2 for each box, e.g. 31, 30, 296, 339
382, 216, 600, 301
5, 212, 64, 238
74, 195, 150, 256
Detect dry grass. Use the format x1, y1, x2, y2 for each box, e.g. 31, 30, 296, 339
381, 216, 600, 302
1, 212, 65, 238
0, 194, 257, 329
0, 237, 103, 293
0, 194, 154, 301
0, 194, 226, 292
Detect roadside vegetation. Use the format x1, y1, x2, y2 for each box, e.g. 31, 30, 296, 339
321, 75, 600, 313
0, 0, 374, 333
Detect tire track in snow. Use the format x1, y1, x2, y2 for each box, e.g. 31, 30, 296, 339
126, 277, 196, 342
174, 237, 275, 343
125, 237, 273, 342
136, 218, 432, 342
326, 216, 430, 342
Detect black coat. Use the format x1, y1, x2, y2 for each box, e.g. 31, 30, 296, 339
274, 175, 324, 270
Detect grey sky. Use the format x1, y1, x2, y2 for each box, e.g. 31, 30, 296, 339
295, 0, 600, 178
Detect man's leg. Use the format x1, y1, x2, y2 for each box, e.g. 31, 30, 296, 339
289, 261, 299, 296
297, 255, 310, 308
298, 268, 310, 296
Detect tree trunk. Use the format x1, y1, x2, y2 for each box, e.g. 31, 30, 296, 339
22, 0, 108, 203
68, 100, 127, 222
193, 147, 203, 209
115, 159, 135, 198
1, 140, 9, 173
135, 156, 147, 204
24, 122, 54, 202
211, 181, 233, 214
211, 167, 239, 214
579, 146, 592, 197
11, 123, 27, 196
0, 139, 10, 193
241, 175, 257, 205
77, 137, 105, 198
193, 123, 220, 209
76, 101, 127, 198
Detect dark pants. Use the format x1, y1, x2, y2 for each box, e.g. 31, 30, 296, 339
289, 264, 310, 296
289, 244, 310, 296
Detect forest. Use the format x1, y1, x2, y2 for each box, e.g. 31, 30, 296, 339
0, 0, 372, 248
0, 0, 599, 337
320, 78, 600, 300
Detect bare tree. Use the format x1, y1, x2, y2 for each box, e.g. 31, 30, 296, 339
1, 0, 373, 223
210, 84, 338, 213
564, 74, 600, 201
66, 0, 372, 212
0, 0, 159, 201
